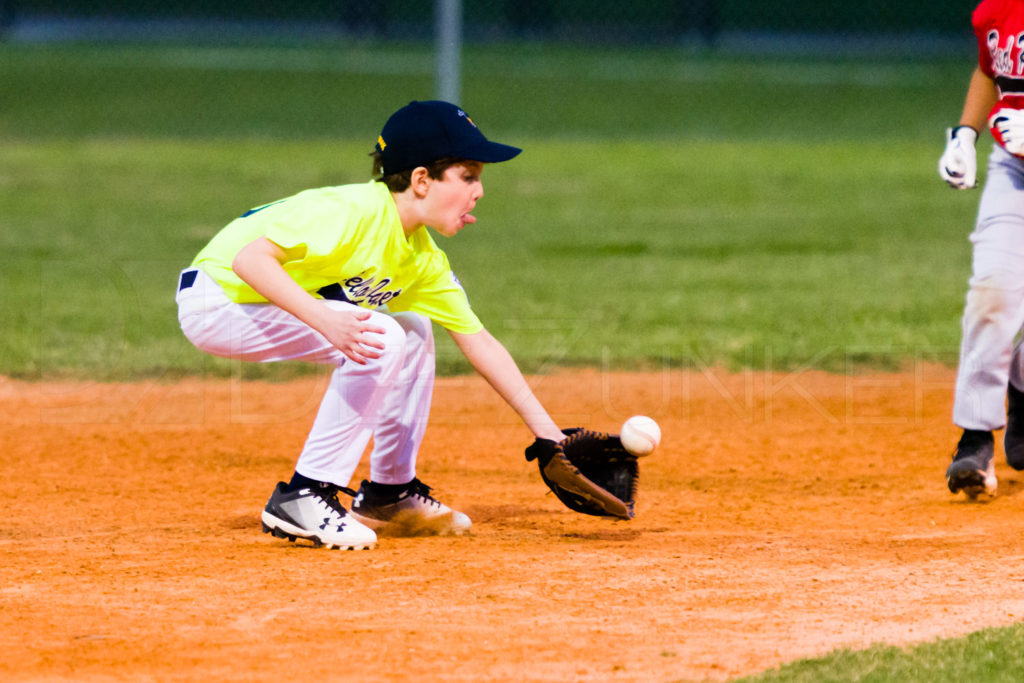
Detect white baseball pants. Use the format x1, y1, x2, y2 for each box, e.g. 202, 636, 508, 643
176, 268, 435, 486
954, 145, 1024, 430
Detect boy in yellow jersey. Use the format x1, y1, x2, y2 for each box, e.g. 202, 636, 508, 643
176, 101, 570, 549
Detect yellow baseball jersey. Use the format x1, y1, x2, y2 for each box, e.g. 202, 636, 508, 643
191, 180, 483, 334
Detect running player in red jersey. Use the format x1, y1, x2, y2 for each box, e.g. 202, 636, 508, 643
940, 0, 1024, 498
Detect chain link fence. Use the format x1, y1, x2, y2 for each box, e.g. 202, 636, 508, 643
2, 1, 976, 49
0, 1, 981, 141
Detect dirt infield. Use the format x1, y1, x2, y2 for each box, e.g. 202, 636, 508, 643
4, 366, 1024, 682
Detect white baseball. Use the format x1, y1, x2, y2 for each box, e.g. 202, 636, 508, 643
620, 415, 660, 456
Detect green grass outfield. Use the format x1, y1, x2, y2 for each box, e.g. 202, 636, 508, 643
0, 43, 979, 379
0, 135, 976, 379
733, 623, 1024, 683
0, 42, 1017, 680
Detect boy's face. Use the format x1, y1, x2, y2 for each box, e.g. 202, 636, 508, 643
422, 162, 484, 237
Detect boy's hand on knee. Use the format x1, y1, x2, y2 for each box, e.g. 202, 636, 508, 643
322, 309, 387, 364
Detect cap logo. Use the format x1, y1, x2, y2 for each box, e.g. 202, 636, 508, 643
457, 109, 477, 128
377, 134, 387, 150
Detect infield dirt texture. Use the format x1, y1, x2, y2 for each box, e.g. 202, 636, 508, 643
1, 39, 1013, 681
4, 365, 1023, 682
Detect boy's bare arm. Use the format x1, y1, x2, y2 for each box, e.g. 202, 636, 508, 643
231, 237, 386, 364
448, 328, 565, 442
960, 66, 999, 131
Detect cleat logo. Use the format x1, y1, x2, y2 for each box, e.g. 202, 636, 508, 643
321, 517, 346, 533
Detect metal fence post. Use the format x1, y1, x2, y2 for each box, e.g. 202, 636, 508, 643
436, 0, 462, 105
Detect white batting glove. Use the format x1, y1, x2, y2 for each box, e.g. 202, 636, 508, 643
938, 126, 978, 189
990, 108, 1024, 156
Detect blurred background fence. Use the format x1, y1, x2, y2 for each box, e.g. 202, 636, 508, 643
1, 1, 976, 50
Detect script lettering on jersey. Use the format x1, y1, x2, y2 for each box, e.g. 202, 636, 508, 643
317, 273, 402, 307
983, 29, 1024, 96
987, 29, 1024, 75
342, 274, 402, 307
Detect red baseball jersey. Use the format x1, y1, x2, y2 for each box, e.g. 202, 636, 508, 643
974, 0, 1024, 146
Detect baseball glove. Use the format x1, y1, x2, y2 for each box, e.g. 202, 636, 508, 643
525, 428, 637, 519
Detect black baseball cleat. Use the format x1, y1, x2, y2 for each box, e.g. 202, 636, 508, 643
261, 482, 377, 550
1005, 382, 1024, 470
946, 429, 996, 499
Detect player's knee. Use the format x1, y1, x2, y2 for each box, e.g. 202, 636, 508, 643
375, 314, 409, 352
351, 315, 407, 379
391, 312, 434, 354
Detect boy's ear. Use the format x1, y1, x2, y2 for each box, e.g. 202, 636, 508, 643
409, 166, 431, 196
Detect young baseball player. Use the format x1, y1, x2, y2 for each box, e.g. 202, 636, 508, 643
940, 0, 1024, 498
176, 100, 568, 548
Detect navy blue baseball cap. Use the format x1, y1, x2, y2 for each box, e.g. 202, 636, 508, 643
375, 100, 521, 175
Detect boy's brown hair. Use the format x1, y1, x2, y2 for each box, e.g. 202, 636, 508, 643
370, 151, 464, 193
